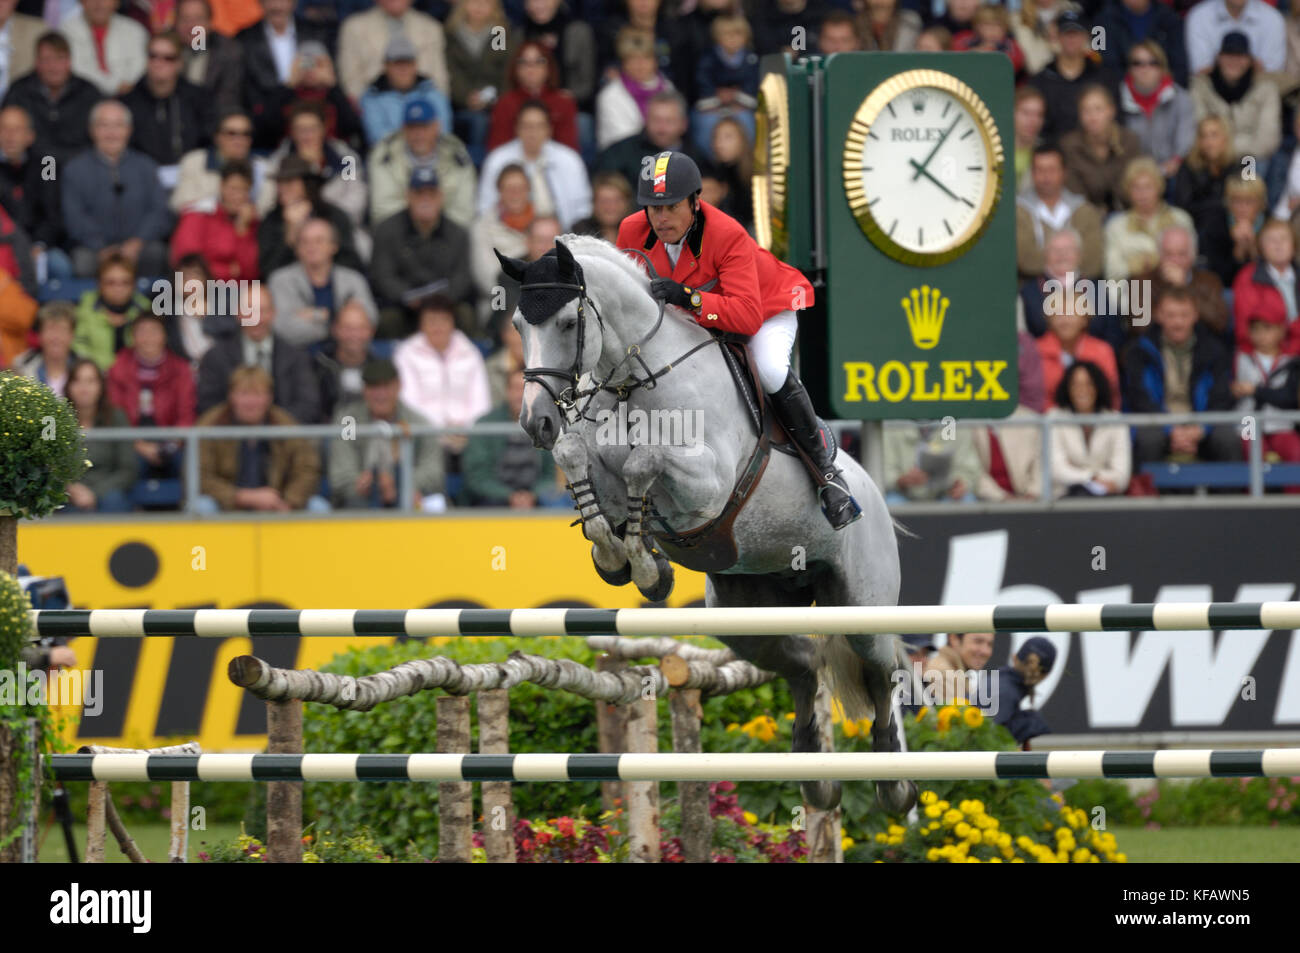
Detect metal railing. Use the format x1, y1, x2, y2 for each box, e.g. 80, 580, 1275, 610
76, 410, 1300, 515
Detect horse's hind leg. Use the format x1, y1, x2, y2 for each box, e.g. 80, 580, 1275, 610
708, 574, 841, 812
551, 430, 628, 584
847, 633, 918, 815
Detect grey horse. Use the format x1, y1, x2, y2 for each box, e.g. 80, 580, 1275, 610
495, 236, 916, 814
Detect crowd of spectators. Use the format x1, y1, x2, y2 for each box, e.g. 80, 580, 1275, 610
0, 0, 1298, 512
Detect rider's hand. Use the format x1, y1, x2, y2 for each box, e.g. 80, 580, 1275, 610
649, 277, 696, 310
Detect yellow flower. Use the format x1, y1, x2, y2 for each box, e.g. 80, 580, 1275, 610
887, 835, 903, 846
936, 800, 949, 811
988, 857, 1002, 863
743, 811, 758, 825
829, 697, 846, 725
1011, 857, 1025, 863
942, 809, 962, 827
888, 824, 905, 835
858, 718, 873, 735
962, 707, 984, 728
924, 804, 942, 819
919, 790, 937, 806
841, 836, 855, 851
1055, 827, 1072, 841
936, 706, 958, 732
916, 706, 930, 720
954, 821, 971, 838
875, 832, 889, 843
842, 719, 859, 738
784, 712, 796, 720
726, 722, 739, 732
926, 848, 941, 861
1116, 853, 1128, 863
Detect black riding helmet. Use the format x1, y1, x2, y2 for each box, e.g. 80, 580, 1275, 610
637, 150, 703, 207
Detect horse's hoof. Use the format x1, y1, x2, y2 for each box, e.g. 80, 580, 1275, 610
636, 551, 675, 603
592, 547, 632, 587
875, 779, 917, 816
801, 779, 842, 812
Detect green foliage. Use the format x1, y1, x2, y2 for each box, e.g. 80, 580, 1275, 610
0, 372, 88, 518
58, 779, 259, 828
198, 825, 404, 862
0, 569, 29, 670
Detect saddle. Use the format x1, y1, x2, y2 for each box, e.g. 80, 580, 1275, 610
645, 334, 794, 574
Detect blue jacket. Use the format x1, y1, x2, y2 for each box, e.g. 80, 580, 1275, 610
990, 667, 1051, 745
359, 78, 452, 148
694, 45, 760, 107
1094, 0, 1189, 87
62, 148, 171, 250
1121, 326, 1234, 430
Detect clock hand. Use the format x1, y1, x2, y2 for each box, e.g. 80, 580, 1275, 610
910, 114, 962, 182
908, 158, 962, 202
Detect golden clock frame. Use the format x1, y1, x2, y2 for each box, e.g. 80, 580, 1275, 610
841, 69, 1005, 267
753, 70, 789, 257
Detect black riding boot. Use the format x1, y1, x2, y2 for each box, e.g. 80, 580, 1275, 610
770, 370, 863, 530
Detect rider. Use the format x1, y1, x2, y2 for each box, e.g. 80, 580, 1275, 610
616, 150, 862, 530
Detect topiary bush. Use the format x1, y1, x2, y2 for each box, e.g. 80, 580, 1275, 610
0, 372, 88, 517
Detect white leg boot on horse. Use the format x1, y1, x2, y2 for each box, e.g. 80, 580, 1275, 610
552, 430, 629, 586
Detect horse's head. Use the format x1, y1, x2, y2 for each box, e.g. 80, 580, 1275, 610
495, 239, 602, 450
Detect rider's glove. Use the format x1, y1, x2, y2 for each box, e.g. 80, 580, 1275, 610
650, 277, 699, 311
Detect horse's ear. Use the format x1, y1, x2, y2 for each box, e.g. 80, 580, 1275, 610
555, 239, 578, 282
494, 249, 528, 283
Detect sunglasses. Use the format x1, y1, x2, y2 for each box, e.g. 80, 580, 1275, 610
1130, 58, 1158, 67
150, 51, 180, 61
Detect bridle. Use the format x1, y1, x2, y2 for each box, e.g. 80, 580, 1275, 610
518, 247, 717, 430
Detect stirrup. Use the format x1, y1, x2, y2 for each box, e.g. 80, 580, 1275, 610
818, 479, 862, 530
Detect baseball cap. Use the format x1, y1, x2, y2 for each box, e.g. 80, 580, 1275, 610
274, 154, 321, 181
1057, 11, 1088, 34
409, 166, 440, 190
901, 634, 936, 653
362, 359, 399, 387
403, 99, 437, 125
1016, 637, 1057, 674
385, 33, 418, 62
1220, 31, 1250, 56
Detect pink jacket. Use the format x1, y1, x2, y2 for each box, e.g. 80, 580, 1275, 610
393, 329, 492, 429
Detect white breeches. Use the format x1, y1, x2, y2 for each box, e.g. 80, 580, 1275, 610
750, 309, 798, 393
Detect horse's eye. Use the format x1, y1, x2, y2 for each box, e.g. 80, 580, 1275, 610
559, 317, 577, 332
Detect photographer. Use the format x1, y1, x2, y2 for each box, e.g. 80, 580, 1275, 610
988, 637, 1057, 748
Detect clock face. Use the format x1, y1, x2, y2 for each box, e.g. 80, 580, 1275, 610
843, 70, 1004, 266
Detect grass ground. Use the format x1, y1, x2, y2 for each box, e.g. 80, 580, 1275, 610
35, 822, 1300, 862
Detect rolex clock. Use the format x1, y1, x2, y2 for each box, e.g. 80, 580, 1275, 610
753, 68, 790, 259
841, 69, 1004, 267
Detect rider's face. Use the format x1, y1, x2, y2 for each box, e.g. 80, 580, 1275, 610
648, 198, 694, 245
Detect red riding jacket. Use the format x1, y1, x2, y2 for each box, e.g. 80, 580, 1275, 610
615, 200, 814, 336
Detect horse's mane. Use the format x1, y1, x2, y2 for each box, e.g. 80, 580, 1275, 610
560, 233, 652, 290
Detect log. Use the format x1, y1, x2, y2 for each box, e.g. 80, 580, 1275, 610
104, 792, 147, 863
266, 700, 302, 863
624, 695, 659, 863
477, 688, 514, 863
594, 655, 628, 813
585, 636, 735, 664
169, 778, 189, 863
437, 694, 472, 863
669, 688, 711, 864
84, 781, 106, 863
805, 682, 843, 864
659, 656, 775, 695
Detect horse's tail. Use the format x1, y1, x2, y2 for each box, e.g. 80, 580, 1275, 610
892, 516, 918, 540
816, 633, 910, 722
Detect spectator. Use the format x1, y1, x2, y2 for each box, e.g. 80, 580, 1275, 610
72, 253, 151, 369
489, 40, 578, 152
470, 162, 530, 317
478, 100, 590, 229
1095, 0, 1188, 87
267, 216, 377, 348
953, 5, 1025, 77
1190, 32, 1281, 175
122, 30, 213, 174
571, 169, 632, 242
62, 0, 149, 95
170, 108, 270, 215
689, 15, 757, 154
393, 293, 492, 456
923, 631, 993, 704
263, 42, 363, 151
235, 0, 331, 151
196, 283, 322, 422
1048, 360, 1132, 497
1060, 84, 1142, 213
676, 0, 745, 103
1118, 39, 1195, 178
12, 300, 81, 393
972, 405, 1045, 502
707, 116, 752, 230
107, 310, 196, 485
0, 104, 66, 280
485, 316, 523, 406
314, 296, 379, 419
987, 638, 1056, 746
209, 0, 263, 37
169, 159, 259, 279
753, 0, 827, 57
882, 421, 981, 503
915, 26, 953, 52
1141, 223, 1231, 342
258, 154, 362, 278
261, 99, 367, 231
1010, 0, 1072, 77
338, 0, 448, 102
598, 28, 673, 152
598, 0, 686, 87
175, 0, 243, 115
1104, 156, 1194, 279
1209, 173, 1269, 288
526, 214, 560, 259
1016, 144, 1104, 279
63, 356, 134, 512
1122, 285, 1239, 465
372, 166, 473, 337
63, 99, 171, 277
1021, 228, 1091, 339
1036, 292, 1122, 408
1030, 10, 1120, 140
0, 2, 42, 101
1271, 110, 1300, 222
1185, 0, 1285, 76
1, 31, 102, 166
594, 89, 702, 197
1018, 328, 1048, 412
164, 252, 228, 366
195, 364, 330, 513
1279, 4, 1300, 108
520, 0, 596, 109
329, 357, 446, 510
367, 97, 477, 229
462, 367, 564, 507
854, 0, 917, 53
1172, 114, 1242, 284
359, 33, 452, 148
932, 0, 977, 41
1013, 85, 1046, 191
1231, 295, 1300, 466
445, 0, 517, 165
1232, 218, 1300, 355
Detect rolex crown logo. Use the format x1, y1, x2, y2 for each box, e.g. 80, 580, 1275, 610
901, 285, 948, 350
910, 90, 926, 114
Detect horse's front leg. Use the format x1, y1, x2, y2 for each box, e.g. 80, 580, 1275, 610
552, 429, 628, 584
